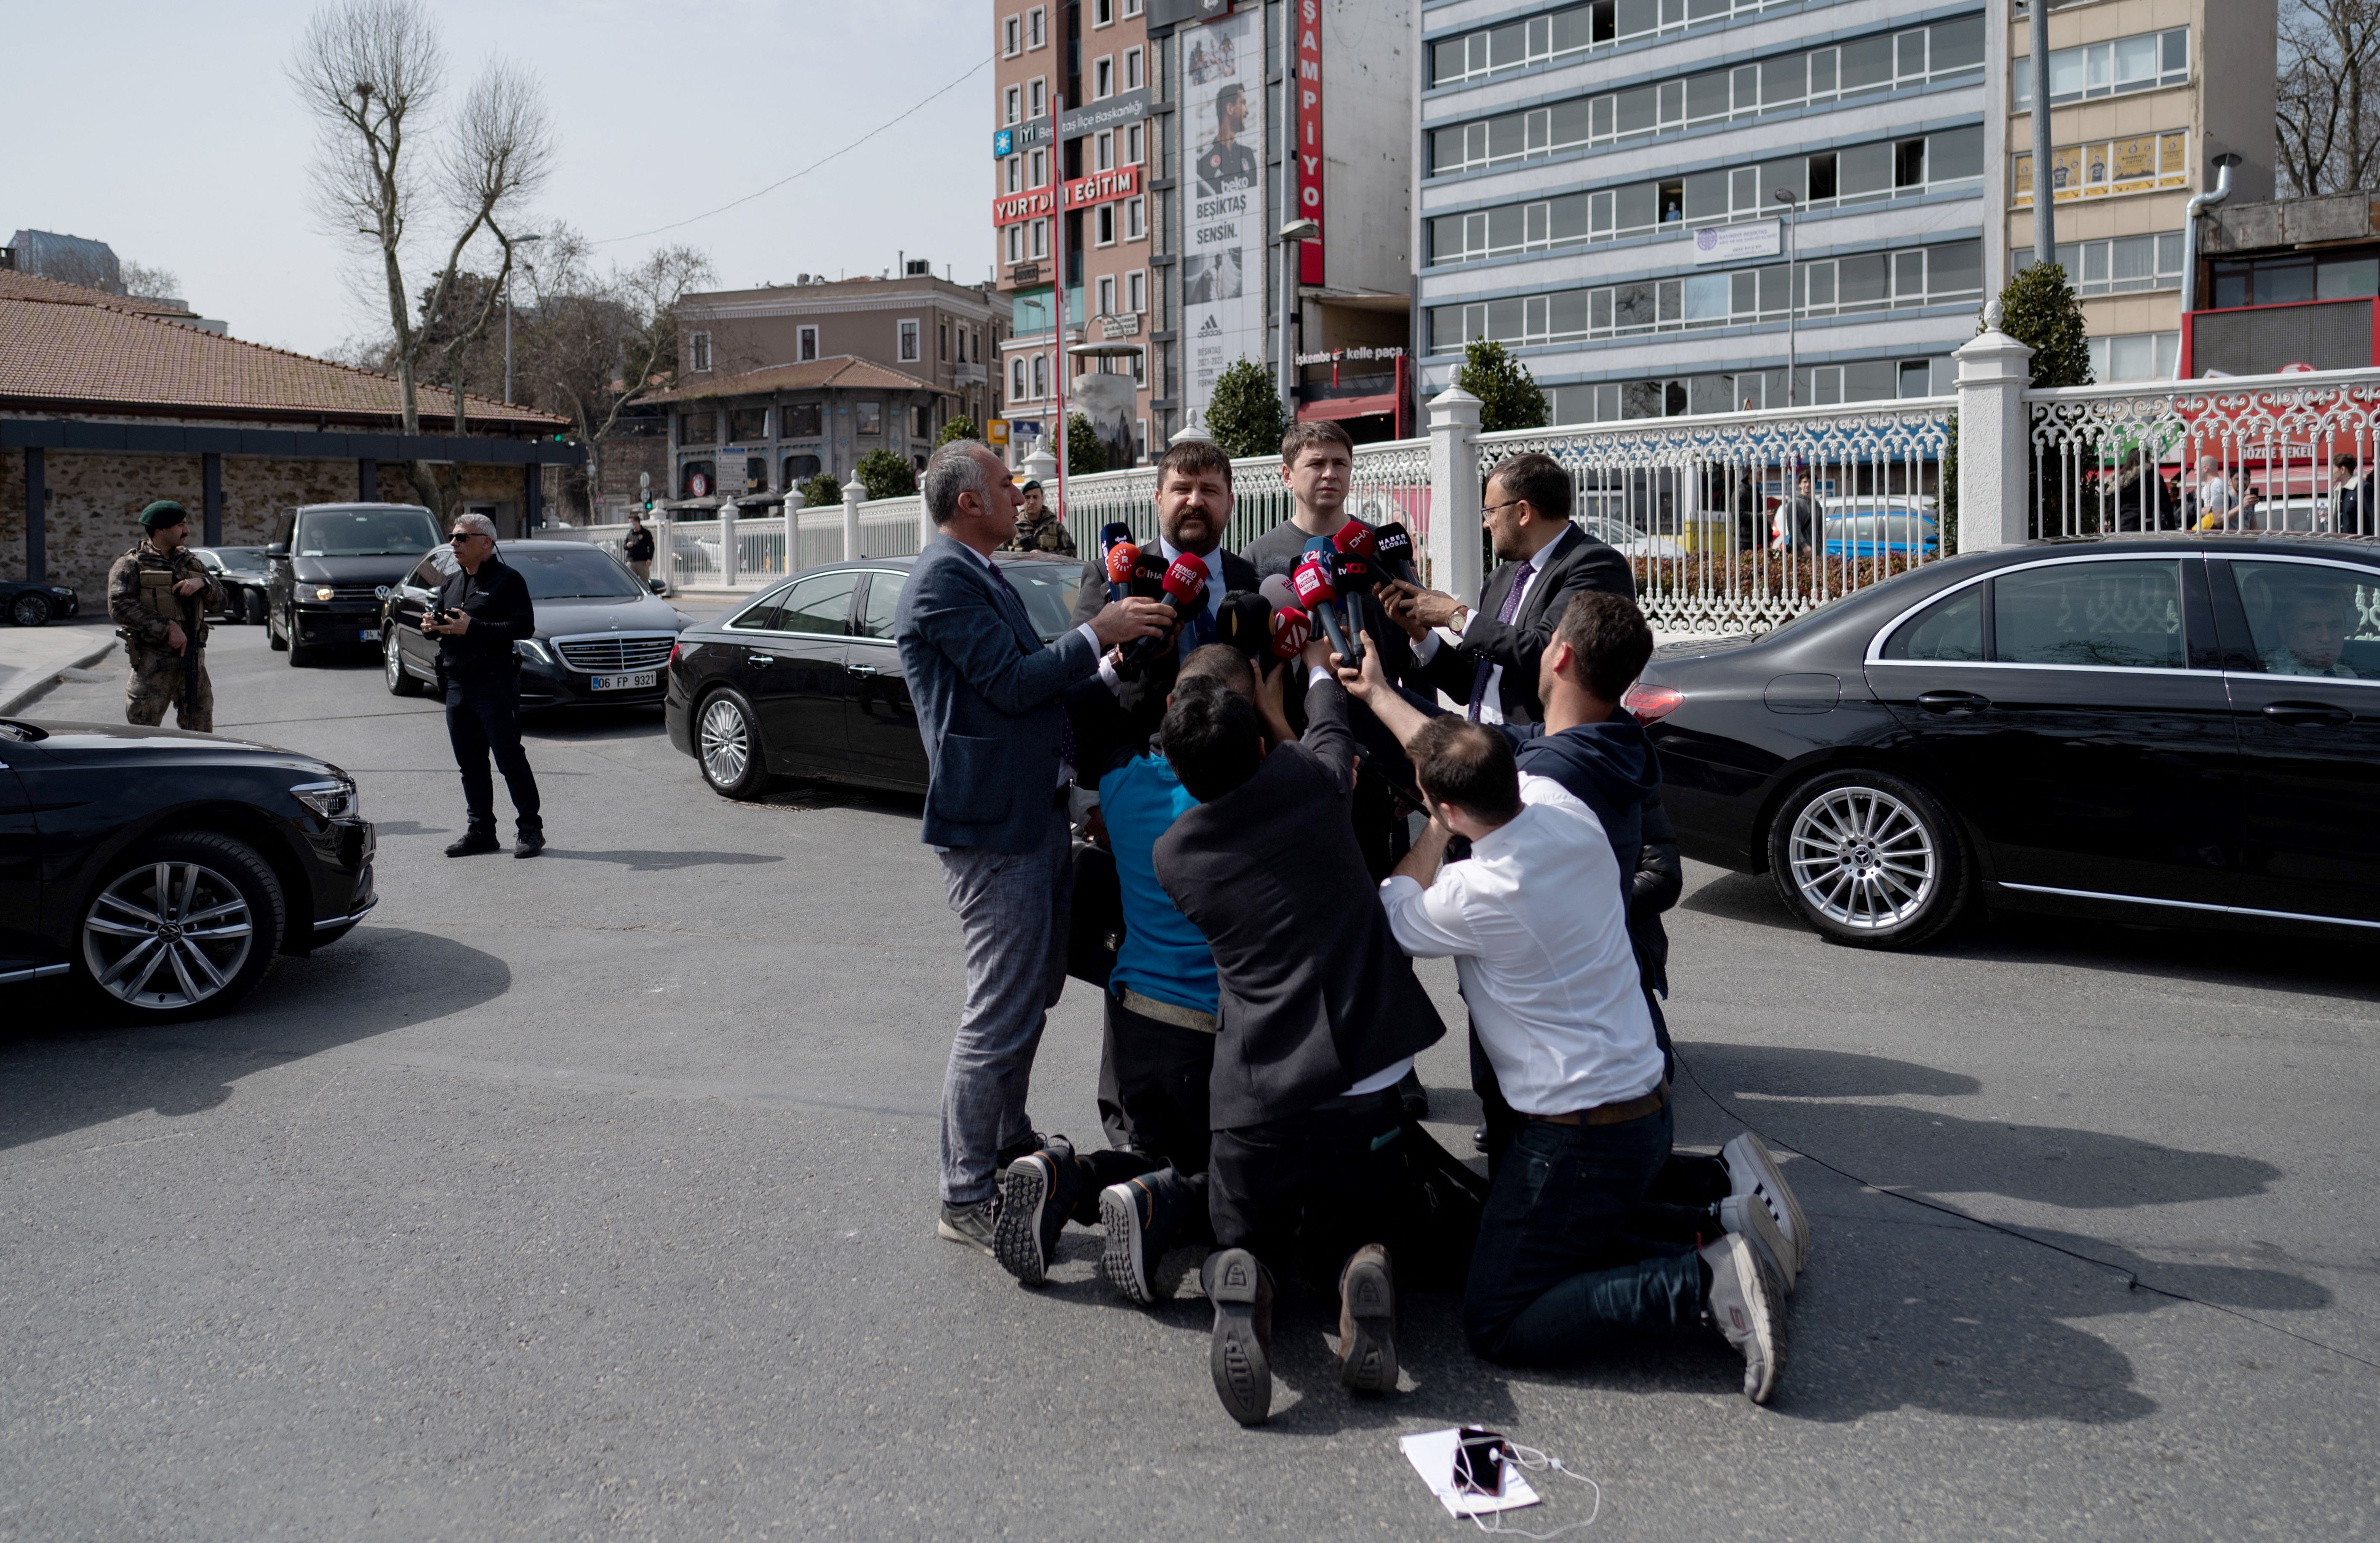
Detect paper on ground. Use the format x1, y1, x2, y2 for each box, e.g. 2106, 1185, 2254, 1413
1399, 1427, 1542, 1519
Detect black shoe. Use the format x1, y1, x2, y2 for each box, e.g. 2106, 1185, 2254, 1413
1337, 1243, 1398, 1395
993, 1135, 1084, 1287
1396, 1067, 1430, 1122
1201, 1248, 1275, 1427
993, 1130, 1046, 1178
444, 829, 500, 857
513, 830, 545, 859
1099, 1165, 1189, 1305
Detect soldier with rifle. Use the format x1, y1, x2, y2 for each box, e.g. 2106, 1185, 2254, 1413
107, 500, 222, 732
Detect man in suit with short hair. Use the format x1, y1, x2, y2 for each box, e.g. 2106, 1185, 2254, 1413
1068, 438, 1259, 659
895, 441, 1170, 1253
1383, 450, 1633, 726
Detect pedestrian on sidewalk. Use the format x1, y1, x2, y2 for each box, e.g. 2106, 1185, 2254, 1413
623, 513, 656, 586
107, 500, 222, 732
423, 513, 545, 859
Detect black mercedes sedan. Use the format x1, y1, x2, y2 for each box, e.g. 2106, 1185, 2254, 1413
2, 577, 81, 628
190, 545, 270, 625
267, 502, 442, 666
664, 553, 1083, 798
380, 540, 693, 710
1630, 533, 2380, 949
0, 717, 375, 1020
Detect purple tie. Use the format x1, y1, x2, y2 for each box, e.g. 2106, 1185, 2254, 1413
1467, 561, 1531, 721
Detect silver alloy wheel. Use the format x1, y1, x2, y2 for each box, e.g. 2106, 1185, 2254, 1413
383, 630, 405, 689
699, 697, 752, 788
1786, 784, 1936, 931
81, 860, 255, 1010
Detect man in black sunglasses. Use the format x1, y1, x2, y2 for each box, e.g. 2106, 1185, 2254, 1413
422, 512, 543, 857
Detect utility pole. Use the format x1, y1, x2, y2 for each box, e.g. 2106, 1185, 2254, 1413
1774, 191, 1799, 407
1050, 89, 1069, 522
503, 233, 543, 406
2032, 0, 2054, 268
1278, 0, 1297, 426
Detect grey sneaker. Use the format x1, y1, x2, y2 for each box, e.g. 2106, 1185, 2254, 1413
1720, 1191, 1797, 1293
1724, 1133, 1809, 1275
937, 1197, 998, 1254
1701, 1232, 1788, 1404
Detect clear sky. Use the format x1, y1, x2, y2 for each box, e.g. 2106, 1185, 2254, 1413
8, 0, 992, 357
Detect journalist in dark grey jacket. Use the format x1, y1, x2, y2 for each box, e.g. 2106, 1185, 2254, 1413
895, 442, 1169, 1249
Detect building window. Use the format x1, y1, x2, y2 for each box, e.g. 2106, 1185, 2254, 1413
1003, 14, 1020, 55
784, 402, 822, 436
783, 453, 821, 485
1095, 131, 1114, 172
1135, 417, 1148, 459
1095, 56, 1114, 99
1124, 0, 1141, 14
1124, 196, 1145, 240
1098, 274, 1116, 315
1126, 123, 1143, 164
2020, 233, 2188, 297
1130, 350, 1145, 386
856, 402, 883, 435
1031, 219, 1049, 259
1028, 78, 1045, 118
1028, 147, 1047, 186
689, 331, 712, 372
898, 318, 921, 362
2013, 27, 2189, 110
797, 325, 819, 362
940, 322, 950, 361
913, 403, 932, 437
680, 410, 716, 444
2013, 131, 2190, 208
1027, 6, 1044, 48
1006, 225, 1025, 263
1127, 269, 1146, 313
728, 407, 768, 442
1096, 204, 1117, 246
1093, 0, 1114, 25
2089, 331, 2181, 383
1012, 357, 1028, 399
1126, 46, 1143, 91
1004, 85, 1020, 124
1032, 355, 1048, 398
1004, 155, 1021, 193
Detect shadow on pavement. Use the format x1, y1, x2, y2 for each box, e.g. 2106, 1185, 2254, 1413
0, 926, 509, 1152
538, 848, 783, 872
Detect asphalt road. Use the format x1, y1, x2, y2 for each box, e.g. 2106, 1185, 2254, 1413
4, 619, 2376, 1541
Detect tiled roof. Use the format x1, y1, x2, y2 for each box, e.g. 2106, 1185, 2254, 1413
0, 273, 567, 431
643, 354, 949, 403
0, 269, 199, 319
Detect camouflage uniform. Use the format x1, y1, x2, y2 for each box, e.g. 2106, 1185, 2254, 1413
1001, 514, 1078, 557
107, 539, 223, 732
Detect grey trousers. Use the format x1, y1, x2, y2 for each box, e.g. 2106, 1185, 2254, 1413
936, 810, 1073, 1205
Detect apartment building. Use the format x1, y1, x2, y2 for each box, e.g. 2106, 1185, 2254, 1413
660, 271, 1001, 501
993, 0, 1159, 469
1416, 0, 1996, 421
2000, 0, 2274, 383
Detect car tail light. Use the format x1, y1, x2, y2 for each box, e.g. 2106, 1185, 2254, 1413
1622, 683, 1684, 723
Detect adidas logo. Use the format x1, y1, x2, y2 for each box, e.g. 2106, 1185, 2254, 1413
1197, 315, 1221, 335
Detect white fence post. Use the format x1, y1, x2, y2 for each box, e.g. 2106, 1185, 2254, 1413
1426, 385, 1483, 598
1954, 300, 2035, 552
720, 497, 740, 586
655, 512, 673, 591
783, 487, 804, 574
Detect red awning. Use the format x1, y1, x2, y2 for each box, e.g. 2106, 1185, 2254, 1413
1297, 392, 1398, 422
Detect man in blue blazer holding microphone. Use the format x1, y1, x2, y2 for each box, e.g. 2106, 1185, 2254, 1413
897, 441, 1170, 1251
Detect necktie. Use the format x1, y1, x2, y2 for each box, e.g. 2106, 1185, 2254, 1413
1467, 560, 1532, 721
987, 559, 1076, 773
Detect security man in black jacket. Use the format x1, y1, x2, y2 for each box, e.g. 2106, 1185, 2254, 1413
424, 512, 544, 857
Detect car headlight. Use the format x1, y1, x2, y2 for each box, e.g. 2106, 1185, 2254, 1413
515, 638, 554, 664
314, 586, 335, 601
51, 587, 73, 597
292, 776, 361, 821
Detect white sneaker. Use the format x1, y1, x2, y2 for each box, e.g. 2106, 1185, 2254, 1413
1719, 1191, 1797, 1294
1701, 1232, 1788, 1404
1724, 1133, 1809, 1275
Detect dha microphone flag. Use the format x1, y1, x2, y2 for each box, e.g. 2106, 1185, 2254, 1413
1330, 520, 1378, 565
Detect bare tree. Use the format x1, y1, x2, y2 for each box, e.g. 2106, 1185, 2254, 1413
289, 0, 553, 513
513, 230, 713, 517
118, 261, 183, 302
2278, 0, 2380, 196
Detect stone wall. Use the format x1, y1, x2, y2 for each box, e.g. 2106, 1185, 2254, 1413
0, 450, 563, 603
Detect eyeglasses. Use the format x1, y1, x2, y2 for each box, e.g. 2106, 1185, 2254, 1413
449, 532, 485, 544
1482, 498, 1527, 518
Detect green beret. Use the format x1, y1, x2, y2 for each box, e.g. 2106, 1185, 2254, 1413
139, 500, 190, 530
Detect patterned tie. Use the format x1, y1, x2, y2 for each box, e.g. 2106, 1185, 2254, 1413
987, 559, 1076, 774
1467, 559, 1533, 721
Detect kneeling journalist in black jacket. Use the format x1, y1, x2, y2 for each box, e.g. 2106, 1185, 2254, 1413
1151, 637, 1447, 1427
425, 514, 544, 858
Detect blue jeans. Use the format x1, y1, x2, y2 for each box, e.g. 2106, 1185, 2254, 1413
1463, 1101, 1703, 1365
935, 811, 1072, 1205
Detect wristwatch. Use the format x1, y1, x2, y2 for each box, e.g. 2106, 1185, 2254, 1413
1446, 603, 1472, 634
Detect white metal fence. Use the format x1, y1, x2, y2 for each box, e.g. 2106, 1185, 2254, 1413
544, 500, 928, 595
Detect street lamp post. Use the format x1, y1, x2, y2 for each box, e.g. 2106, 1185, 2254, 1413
1278, 217, 1321, 427
503, 233, 544, 407
1772, 191, 1799, 408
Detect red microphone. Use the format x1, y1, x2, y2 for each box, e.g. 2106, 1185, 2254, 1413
1122, 551, 1211, 670
1290, 555, 1354, 662
1269, 603, 1312, 660
1330, 520, 1377, 560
